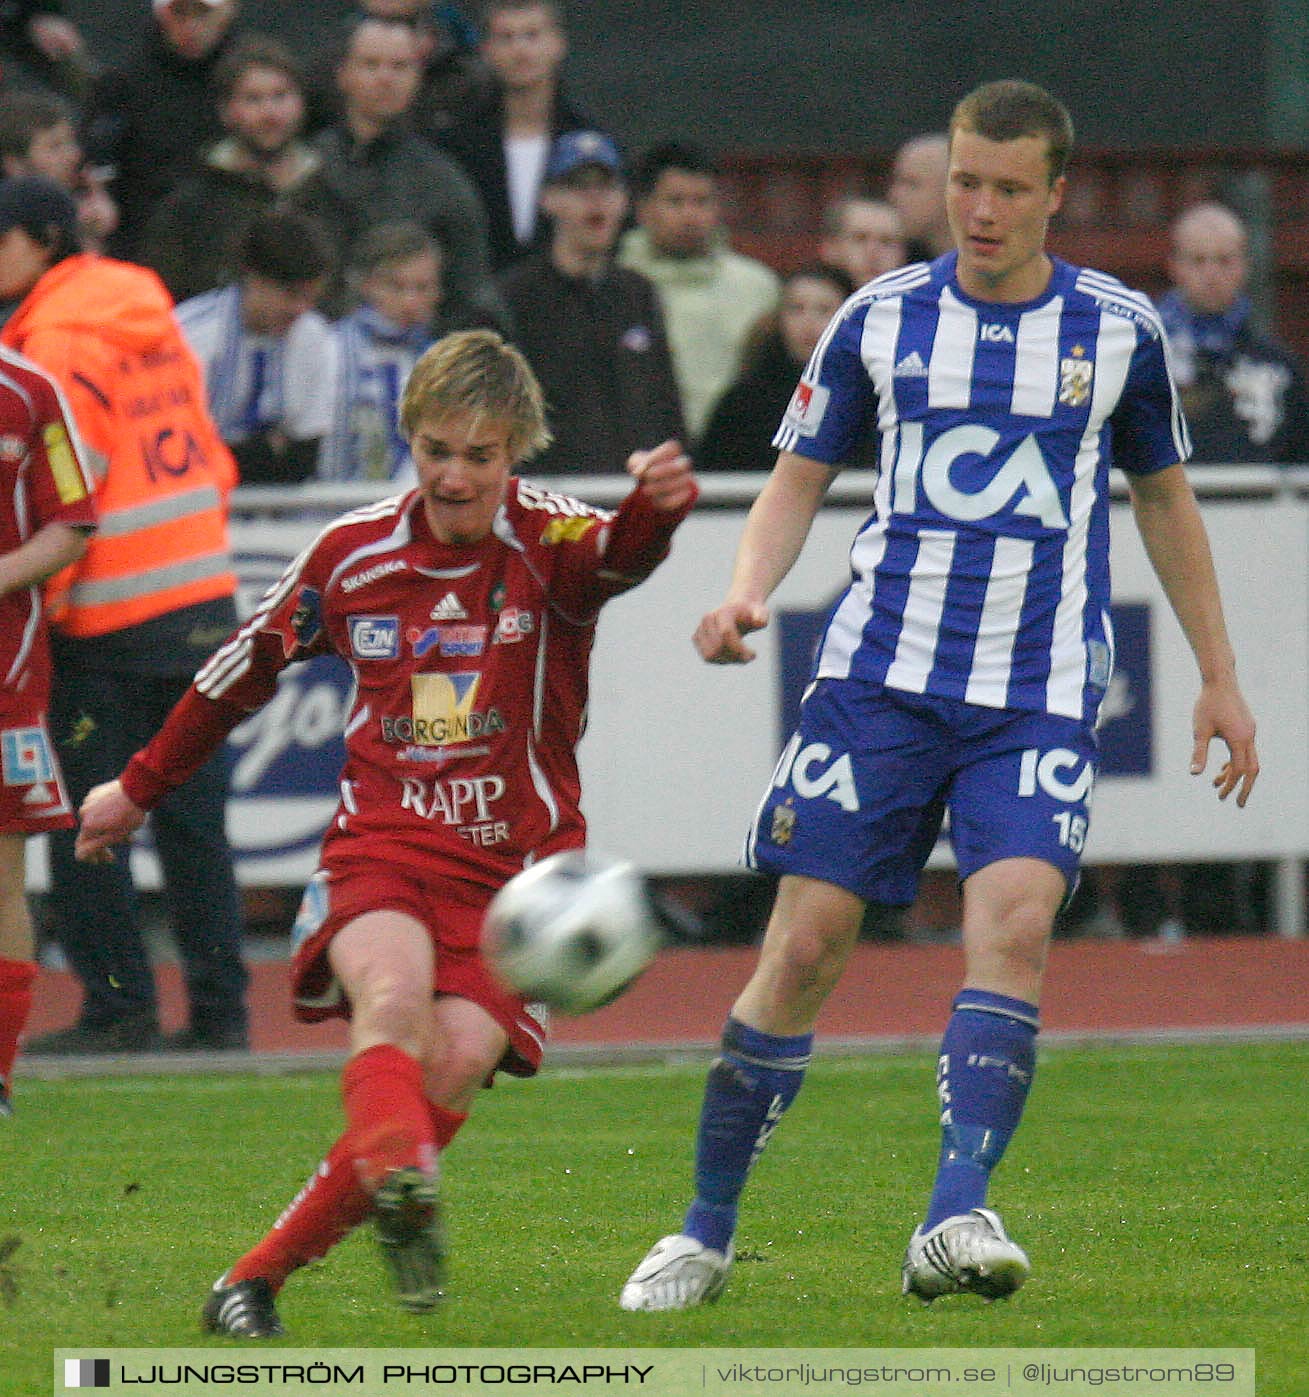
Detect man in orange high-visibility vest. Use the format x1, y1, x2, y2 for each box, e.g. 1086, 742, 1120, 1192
0, 176, 249, 1055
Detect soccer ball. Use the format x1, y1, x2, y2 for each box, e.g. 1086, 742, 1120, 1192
483, 850, 665, 1015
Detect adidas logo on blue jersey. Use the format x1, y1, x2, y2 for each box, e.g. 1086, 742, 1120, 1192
893, 350, 928, 378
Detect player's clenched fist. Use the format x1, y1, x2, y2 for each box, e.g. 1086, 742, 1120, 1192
75, 780, 146, 864
694, 599, 770, 664
627, 440, 697, 512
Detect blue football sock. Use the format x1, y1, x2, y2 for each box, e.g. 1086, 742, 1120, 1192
923, 990, 1038, 1232
682, 1016, 812, 1253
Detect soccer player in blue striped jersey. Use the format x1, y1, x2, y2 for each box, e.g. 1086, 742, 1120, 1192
620, 79, 1259, 1313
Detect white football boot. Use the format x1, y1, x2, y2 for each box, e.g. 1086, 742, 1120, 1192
619, 1233, 733, 1311
901, 1207, 1030, 1300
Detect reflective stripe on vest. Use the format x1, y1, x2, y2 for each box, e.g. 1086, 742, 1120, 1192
67, 549, 233, 607
91, 484, 223, 539
50, 489, 236, 637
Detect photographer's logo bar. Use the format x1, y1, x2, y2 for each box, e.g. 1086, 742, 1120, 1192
63, 1358, 109, 1389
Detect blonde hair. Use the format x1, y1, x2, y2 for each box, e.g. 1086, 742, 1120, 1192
400, 329, 551, 461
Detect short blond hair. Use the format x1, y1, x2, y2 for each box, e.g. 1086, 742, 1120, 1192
400, 329, 551, 461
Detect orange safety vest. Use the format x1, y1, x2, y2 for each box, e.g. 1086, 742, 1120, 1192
1, 254, 239, 637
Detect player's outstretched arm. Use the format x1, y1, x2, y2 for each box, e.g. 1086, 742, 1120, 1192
75, 781, 147, 864
1127, 462, 1259, 806
694, 451, 833, 664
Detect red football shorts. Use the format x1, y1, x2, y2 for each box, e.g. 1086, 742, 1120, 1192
0, 715, 73, 835
289, 860, 547, 1077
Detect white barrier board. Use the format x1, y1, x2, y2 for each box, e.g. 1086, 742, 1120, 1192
27, 489, 1306, 890
580, 498, 1307, 868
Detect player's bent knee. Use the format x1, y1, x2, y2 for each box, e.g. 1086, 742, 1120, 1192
350, 970, 432, 1035
782, 922, 852, 973
993, 918, 1050, 961
423, 1037, 503, 1103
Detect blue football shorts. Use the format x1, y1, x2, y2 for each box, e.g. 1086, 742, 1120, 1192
747, 678, 1099, 904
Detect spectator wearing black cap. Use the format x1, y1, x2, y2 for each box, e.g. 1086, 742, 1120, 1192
175, 209, 339, 485
496, 130, 683, 477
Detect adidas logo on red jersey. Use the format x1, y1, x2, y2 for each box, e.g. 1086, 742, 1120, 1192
429, 592, 468, 620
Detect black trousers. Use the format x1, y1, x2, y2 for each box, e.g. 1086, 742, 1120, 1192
45, 662, 249, 1031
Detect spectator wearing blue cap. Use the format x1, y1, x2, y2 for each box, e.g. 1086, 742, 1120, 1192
496, 129, 683, 476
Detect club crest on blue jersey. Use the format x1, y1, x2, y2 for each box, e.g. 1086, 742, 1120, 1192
348, 614, 399, 659
1059, 351, 1094, 407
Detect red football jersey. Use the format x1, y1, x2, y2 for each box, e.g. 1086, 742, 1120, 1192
0, 345, 97, 706
122, 478, 692, 885
0, 345, 97, 833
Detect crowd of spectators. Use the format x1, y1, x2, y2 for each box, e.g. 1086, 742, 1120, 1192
1, 0, 1300, 1056
0, 0, 936, 489
11, 1, 1302, 488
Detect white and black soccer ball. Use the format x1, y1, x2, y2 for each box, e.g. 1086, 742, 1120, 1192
483, 850, 666, 1015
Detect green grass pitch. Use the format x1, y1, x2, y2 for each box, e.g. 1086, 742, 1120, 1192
1, 1041, 1305, 1395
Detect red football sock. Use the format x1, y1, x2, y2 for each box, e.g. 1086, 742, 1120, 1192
0, 957, 36, 1083
429, 1102, 468, 1151
227, 1134, 373, 1292
340, 1043, 435, 1191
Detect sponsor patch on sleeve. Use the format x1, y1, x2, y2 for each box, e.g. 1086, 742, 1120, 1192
782, 380, 831, 437
284, 585, 323, 656
44, 422, 89, 505
540, 516, 599, 545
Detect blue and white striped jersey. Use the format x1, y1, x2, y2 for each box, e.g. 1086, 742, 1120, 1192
773, 252, 1189, 723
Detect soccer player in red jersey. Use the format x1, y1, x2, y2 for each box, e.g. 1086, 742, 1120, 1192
75, 328, 697, 1336
0, 342, 96, 1115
